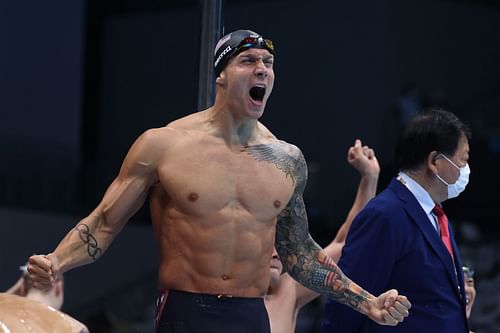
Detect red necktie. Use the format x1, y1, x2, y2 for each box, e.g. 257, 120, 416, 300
433, 204, 454, 259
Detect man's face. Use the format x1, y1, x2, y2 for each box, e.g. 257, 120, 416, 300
464, 272, 476, 318
269, 248, 283, 289
220, 48, 275, 119
439, 136, 470, 181
434, 134, 470, 200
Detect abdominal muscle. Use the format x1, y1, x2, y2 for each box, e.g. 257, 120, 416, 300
151, 199, 277, 298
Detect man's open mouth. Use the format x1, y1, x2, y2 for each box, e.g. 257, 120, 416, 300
249, 86, 266, 102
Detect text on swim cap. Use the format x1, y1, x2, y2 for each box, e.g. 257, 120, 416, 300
214, 46, 232, 68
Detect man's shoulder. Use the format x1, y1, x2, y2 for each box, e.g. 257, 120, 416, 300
270, 140, 302, 155
356, 181, 401, 212
358, 186, 411, 229
166, 111, 203, 129
138, 126, 183, 146
144, 111, 207, 141
367, 188, 403, 211
128, 126, 190, 161
259, 137, 302, 157
250, 138, 305, 172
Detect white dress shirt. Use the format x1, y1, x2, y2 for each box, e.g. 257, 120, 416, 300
398, 172, 439, 232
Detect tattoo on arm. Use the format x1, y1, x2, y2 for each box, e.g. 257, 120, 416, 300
246, 142, 372, 308
274, 148, 372, 310
75, 223, 102, 260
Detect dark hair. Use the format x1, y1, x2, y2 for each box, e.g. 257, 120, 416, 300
395, 108, 471, 171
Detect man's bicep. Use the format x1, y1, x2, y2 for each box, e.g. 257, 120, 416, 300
96, 131, 160, 228
98, 176, 150, 227
275, 193, 311, 251
275, 145, 310, 247
274, 191, 326, 287
274, 145, 324, 277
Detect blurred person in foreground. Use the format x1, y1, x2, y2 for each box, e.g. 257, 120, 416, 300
1, 266, 88, 333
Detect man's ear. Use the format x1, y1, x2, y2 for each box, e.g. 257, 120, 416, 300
427, 150, 440, 173
215, 72, 225, 86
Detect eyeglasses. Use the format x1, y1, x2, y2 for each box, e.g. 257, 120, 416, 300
234, 36, 275, 56
462, 266, 475, 279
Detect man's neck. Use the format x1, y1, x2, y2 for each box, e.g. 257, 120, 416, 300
403, 169, 440, 203
206, 106, 259, 148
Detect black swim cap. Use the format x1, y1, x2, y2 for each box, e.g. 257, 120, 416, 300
213, 29, 275, 77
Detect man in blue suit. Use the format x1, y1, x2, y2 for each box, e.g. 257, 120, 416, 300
321, 108, 471, 332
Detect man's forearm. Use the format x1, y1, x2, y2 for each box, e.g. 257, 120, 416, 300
275, 174, 378, 315
54, 214, 113, 273
355, 172, 379, 208
278, 239, 375, 315
331, 172, 378, 246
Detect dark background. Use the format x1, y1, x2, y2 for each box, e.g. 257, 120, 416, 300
1, 0, 499, 332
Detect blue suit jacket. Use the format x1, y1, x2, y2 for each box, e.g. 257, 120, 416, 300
321, 178, 469, 332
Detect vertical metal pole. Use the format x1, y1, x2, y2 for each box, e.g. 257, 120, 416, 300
197, 0, 224, 111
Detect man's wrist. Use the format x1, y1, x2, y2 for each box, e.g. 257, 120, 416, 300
361, 172, 379, 182
357, 293, 377, 317
46, 252, 62, 275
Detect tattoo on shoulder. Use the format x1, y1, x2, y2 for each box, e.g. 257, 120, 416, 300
75, 223, 102, 260
245, 143, 306, 185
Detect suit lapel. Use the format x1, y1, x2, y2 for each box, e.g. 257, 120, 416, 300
389, 179, 461, 295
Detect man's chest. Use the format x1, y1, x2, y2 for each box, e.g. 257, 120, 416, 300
157, 145, 296, 219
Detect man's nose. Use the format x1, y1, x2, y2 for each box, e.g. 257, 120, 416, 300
255, 60, 268, 78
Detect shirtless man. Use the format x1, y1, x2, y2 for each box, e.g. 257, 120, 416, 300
266, 139, 380, 333
27, 29, 410, 332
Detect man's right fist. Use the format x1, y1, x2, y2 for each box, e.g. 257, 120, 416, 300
27, 253, 59, 290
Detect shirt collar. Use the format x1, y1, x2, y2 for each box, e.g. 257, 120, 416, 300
398, 171, 436, 215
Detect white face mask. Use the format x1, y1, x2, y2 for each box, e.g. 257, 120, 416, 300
436, 154, 470, 199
